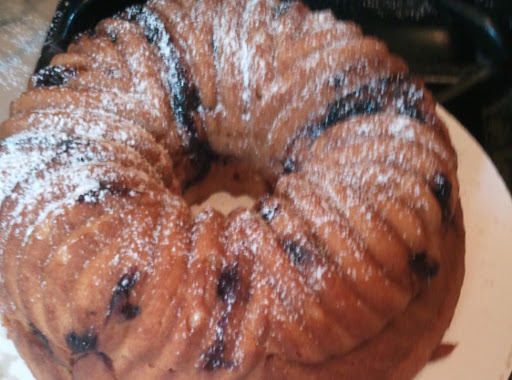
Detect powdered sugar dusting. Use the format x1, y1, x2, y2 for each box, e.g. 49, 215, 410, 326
0, 0, 458, 377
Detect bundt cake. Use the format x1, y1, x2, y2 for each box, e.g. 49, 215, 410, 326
0, 0, 465, 379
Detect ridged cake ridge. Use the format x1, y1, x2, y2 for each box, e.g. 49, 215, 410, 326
0, 1, 464, 379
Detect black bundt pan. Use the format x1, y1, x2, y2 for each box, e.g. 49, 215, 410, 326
38, 0, 499, 79
36, 0, 511, 142
36, 0, 146, 72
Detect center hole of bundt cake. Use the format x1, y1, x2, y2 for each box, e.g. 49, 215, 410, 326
183, 158, 271, 216
189, 192, 256, 217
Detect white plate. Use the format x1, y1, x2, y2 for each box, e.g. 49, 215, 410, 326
0, 107, 511, 380
416, 107, 512, 380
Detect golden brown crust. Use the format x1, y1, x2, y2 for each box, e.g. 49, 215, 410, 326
0, 0, 464, 379
258, 202, 465, 380
3, 204, 464, 379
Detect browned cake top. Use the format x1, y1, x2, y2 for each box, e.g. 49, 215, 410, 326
0, 1, 464, 379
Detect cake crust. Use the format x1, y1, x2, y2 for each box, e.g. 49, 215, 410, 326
0, 1, 465, 379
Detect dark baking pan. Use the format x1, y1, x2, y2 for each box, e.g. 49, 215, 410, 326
36, 0, 510, 100
36, 0, 146, 72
